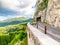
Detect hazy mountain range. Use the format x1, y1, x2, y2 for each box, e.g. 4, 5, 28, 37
0, 17, 33, 27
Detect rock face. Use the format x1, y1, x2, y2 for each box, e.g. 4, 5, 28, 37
35, 0, 60, 28
46, 0, 60, 28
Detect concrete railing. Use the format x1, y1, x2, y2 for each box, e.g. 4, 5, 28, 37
27, 23, 60, 45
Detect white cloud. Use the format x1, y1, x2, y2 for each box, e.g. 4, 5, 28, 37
0, 0, 37, 20
0, 16, 7, 21
1, 0, 20, 11
0, 0, 35, 11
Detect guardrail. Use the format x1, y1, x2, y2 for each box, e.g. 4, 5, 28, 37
27, 23, 60, 45
30, 22, 47, 34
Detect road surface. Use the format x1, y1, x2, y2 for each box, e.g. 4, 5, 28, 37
34, 22, 60, 42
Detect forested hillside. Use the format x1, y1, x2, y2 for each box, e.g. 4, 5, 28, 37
0, 23, 27, 45
0, 17, 33, 45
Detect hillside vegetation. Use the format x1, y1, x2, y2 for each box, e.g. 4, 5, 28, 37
0, 24, 27, 45
0, 17, 32, 45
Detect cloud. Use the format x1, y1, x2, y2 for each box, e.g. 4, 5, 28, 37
0, 0, 37, 21
0, 7, 19, 16
0, 0, 33, 11
18, 0, 32, 8
0, 16, 7, 21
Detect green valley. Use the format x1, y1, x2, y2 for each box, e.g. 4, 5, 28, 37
0, 17, 33, 27
0, 17, 33, 45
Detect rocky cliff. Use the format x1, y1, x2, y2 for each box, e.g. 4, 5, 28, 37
34, 0, 60, 28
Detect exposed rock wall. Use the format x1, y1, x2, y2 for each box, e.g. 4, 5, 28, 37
46, 0, 60, 28
35, 0, 60, 28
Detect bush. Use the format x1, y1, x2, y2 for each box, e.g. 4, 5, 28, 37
0, 34, 10, 45
8, 31, 27, 45
38, 0, 48, 11
19, 31, 27, 41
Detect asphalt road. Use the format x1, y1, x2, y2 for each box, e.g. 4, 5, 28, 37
35, 22, 60, 42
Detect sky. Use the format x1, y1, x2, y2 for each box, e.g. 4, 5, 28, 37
0, 0, 37, 21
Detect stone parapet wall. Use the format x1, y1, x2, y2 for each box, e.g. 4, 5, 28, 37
27, 23, 60, 45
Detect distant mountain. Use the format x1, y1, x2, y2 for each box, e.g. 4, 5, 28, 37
1, 17, 28, 22
0, 17, 33, 27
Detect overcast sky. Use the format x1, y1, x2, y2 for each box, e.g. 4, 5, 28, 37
0, 0, 37, 21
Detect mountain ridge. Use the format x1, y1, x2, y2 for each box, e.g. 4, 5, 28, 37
0, 17, 33, 27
